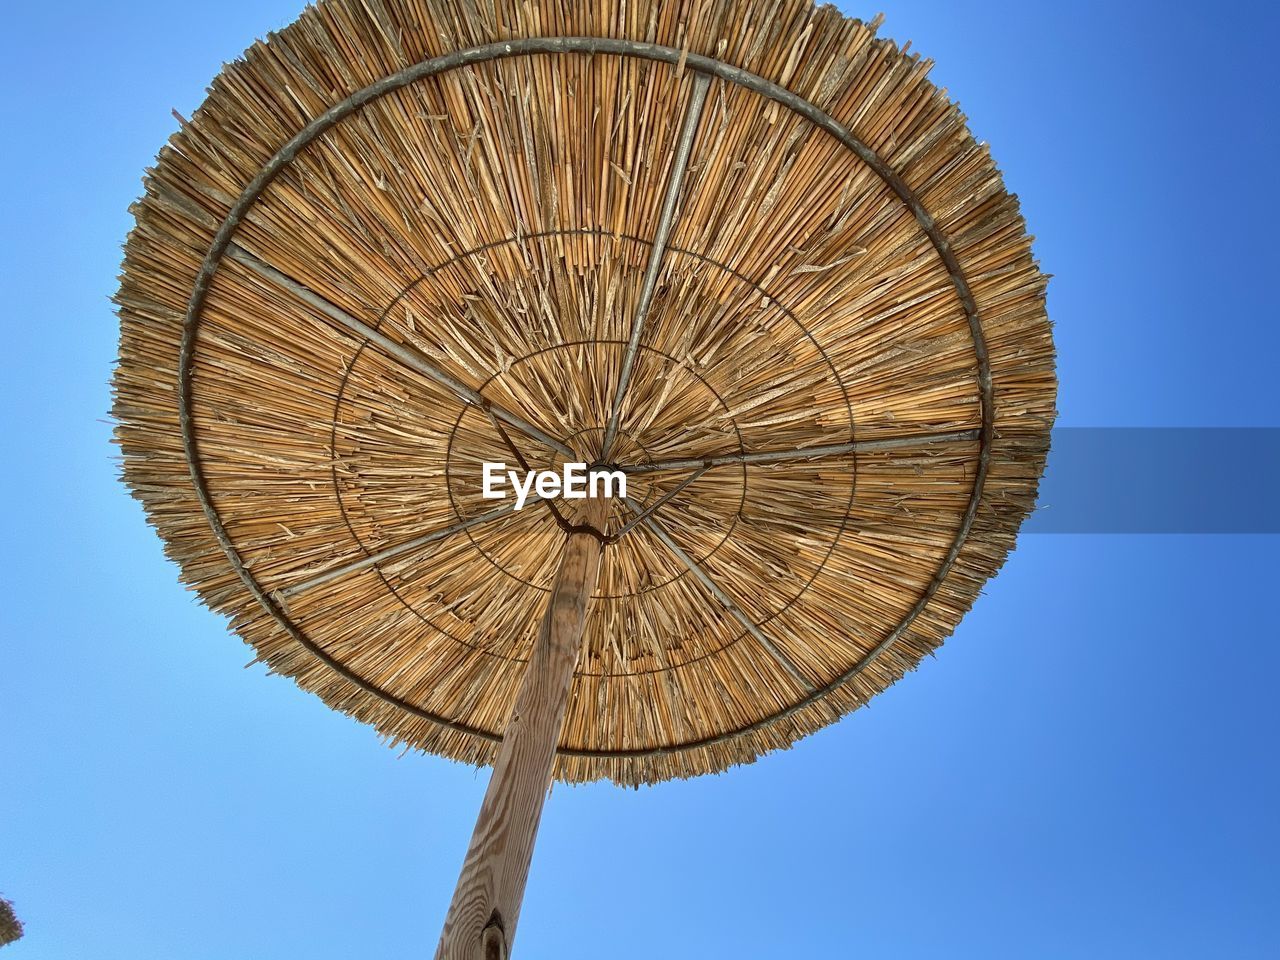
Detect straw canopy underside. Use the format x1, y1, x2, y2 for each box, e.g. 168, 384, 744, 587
114, 0, 1056, 785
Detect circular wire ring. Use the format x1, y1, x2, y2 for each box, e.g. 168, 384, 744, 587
177, 37, 993, 759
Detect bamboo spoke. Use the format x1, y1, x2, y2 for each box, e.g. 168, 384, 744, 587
277, 502, 529, 599
620, 496, 814, 692
480, 403, 586, 538
621, 429, 981, 474
226, 243, 575, 459
600, 71, 712, 459
610, 467, 708, 541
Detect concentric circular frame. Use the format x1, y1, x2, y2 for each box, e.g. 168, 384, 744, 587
332, 229, 859, 623
176, 37, 995, 761
440, 334, 755, 598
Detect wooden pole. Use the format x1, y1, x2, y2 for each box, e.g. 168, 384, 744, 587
435, 498, 608, 960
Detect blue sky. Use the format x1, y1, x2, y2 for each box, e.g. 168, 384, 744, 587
2, 1, 1277, 957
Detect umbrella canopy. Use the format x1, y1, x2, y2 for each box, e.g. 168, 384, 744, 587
114, 0, 1055, 788
0, 895, 21, 948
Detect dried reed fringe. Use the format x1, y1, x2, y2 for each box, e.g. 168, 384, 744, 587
114, 0, 1056, 785
0, 896, 21, 947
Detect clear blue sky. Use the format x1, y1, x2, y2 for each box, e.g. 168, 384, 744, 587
2, 1, 1277, 957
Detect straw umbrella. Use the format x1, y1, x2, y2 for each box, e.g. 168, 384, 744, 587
113, 1, 1056, 956
0, 896, 21, 948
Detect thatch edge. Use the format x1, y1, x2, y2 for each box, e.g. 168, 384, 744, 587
0, 895, 22, 948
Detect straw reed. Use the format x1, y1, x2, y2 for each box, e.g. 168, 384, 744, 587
0, 896, 20, 948
114, 0, 1056, 785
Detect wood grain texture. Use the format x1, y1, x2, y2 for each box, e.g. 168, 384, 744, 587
435, 497, 608, 960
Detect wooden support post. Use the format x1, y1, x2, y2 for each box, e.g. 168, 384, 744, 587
435, 498, 608, 960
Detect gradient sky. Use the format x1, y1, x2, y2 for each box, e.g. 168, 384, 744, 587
2, 1, 1277, 957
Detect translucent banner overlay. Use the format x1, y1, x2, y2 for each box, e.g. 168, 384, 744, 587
1027, 428, 1280, 533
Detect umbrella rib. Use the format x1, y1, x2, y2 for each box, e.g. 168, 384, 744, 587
600, 71, 711, 460
609, 466, 708, 541
622, 428, 981, 473
225, 243, 575, 460
621, 496, 814, 693
480, 404, 600, 539
278, 501, 527, 599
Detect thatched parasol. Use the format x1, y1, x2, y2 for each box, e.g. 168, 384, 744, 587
0, 896, 21, 948
114, 0, 1056, 955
